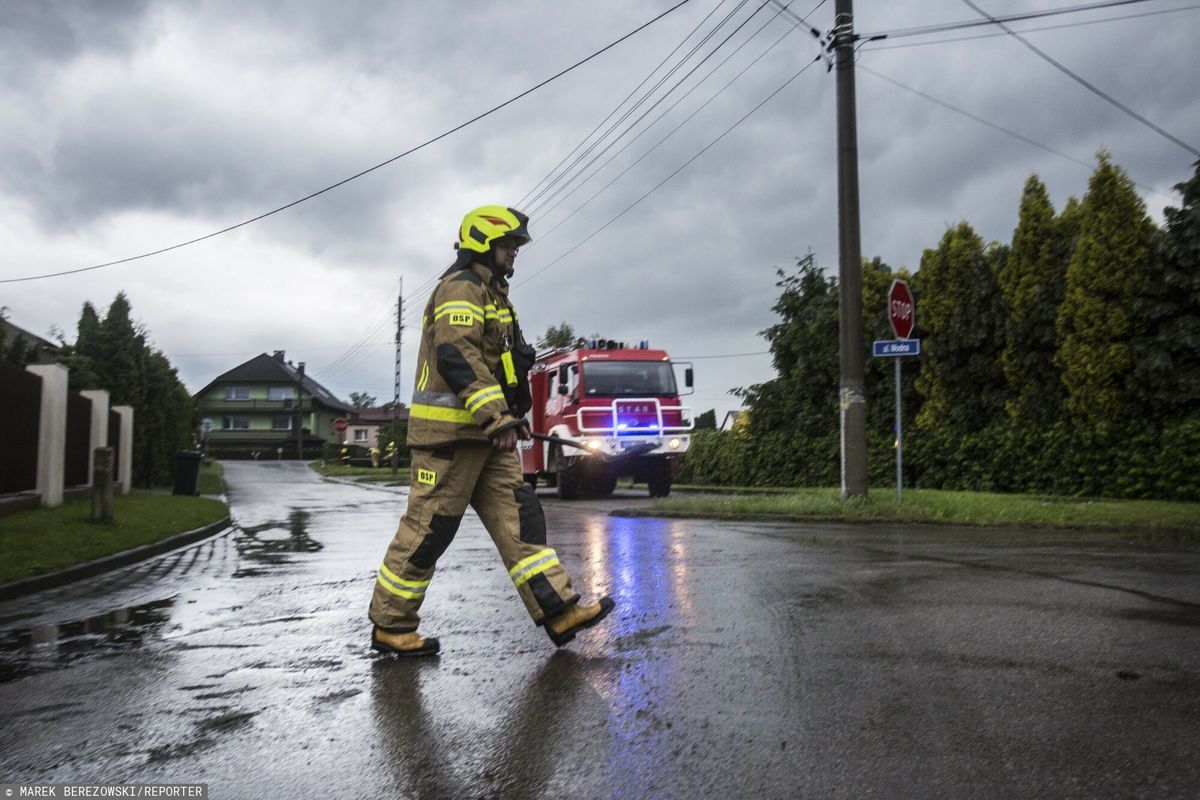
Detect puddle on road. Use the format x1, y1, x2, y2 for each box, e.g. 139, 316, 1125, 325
233, 508, 322, 578
0, 597, 176, 683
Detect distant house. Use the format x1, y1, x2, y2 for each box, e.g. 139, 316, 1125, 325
720, 409, 748, 432
0, 315, 58, 365
194, 351, 352, 459
344, 405, 409, 449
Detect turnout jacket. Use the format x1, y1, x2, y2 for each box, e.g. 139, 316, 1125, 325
407, 260, 531, 448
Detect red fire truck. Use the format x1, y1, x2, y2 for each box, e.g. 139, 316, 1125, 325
519, 339, 693, 499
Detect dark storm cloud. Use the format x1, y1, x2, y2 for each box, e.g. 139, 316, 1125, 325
2, 0, 1198, 414
0, 1, 151, 75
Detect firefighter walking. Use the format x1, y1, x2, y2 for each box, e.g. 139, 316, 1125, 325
368, 205, 615, 656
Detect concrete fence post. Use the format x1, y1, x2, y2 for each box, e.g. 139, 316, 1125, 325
92, 446, 114, 523
80, 389, 110, 488
26, 364, 68, 508
112, 405, 134, 494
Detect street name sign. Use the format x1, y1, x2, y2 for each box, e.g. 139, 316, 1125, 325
873, 339, 920, 357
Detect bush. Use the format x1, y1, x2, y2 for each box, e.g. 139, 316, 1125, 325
683, 415, 1200, 502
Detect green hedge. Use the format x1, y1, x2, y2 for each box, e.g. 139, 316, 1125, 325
678, 416, 1200, 501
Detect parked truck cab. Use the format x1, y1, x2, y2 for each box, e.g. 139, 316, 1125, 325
519, 340, 693, 498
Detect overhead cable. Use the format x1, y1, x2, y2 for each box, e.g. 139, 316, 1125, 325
958, 0, 1198, 157
517, 0, 735, 210
857, 65, 1174, 200
524, 0, 754, 214
857, 66, 1094, 170
0, 0, 694, 285
859, 0, 1158, 40
865, 4, 1200, 50
527, 0, 774, 217
516, 55, 824, 289
534, 4, 808, 237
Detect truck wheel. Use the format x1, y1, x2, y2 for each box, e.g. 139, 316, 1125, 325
647, 460, 672, 498
556, 453, 581, 500
592, 469, 617, 497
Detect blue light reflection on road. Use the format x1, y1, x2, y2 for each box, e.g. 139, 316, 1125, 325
583, 513, 695, 795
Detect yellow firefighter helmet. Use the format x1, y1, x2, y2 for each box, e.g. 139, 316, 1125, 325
457, 206, 531, 254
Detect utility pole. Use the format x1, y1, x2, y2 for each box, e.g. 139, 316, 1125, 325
391, 279, 403, 475
833, 0, 868, 498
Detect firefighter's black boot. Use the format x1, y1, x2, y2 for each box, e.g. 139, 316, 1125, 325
372, 626, 440, 657
545, 597, 615, 647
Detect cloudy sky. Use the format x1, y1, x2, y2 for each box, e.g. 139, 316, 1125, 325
2, 0, 1197, 420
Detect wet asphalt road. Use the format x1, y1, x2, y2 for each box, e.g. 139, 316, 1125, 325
1, 461, 1198, 799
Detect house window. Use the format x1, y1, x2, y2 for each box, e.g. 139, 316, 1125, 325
354, 429, 368, 442
224, 387, 251, 401
222, 416, 250, 430
268, 387, 296, 401
272, 416, 293, 430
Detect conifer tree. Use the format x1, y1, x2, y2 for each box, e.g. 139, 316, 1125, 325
65, 293, 197, 486
1055, 153, 1156, 425
1133, 160, 1200, 420
1000, 175, 1070, 423
914, 223, 1007, 434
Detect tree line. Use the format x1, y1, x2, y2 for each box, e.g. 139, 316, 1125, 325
680, 154, 1200, 501
52, 293, 197, 487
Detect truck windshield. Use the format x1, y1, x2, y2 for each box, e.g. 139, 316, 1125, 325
581, 361, 677, 397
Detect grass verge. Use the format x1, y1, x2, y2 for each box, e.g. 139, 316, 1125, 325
310, 461, 410, 484
198, 459, 225, 495
635, 487, 1200, 534
0, 493, 229, 584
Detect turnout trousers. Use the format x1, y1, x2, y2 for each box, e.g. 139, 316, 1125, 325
369, 443, 580, 633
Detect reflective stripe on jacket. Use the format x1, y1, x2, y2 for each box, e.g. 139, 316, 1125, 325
407, 261, 523, 448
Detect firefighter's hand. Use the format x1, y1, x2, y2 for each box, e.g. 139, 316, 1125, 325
517, 422, 532, 440
492, 427, 519, 451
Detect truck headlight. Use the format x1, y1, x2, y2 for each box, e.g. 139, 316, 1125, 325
668, 438, 681, 450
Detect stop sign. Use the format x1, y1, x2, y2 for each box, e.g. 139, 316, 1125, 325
333, 418, 348, 433
888, 279, 915, 340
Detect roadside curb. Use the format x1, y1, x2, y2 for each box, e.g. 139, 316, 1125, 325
608, 508, 1200, 538
318, 475, 408, 494
0, 516, 233, 602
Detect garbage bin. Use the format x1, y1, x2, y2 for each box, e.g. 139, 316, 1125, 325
173, 451, 204, 496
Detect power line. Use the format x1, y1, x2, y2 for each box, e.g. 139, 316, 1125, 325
525, 0, 754, 214
864, 4, 1200, 50
534, 4, 809, 238
319, 288, 399, 374
959, 0, 1200, 157
517, 0, 736, 210
856, 64, 1175, 200
857, 65, 1093, 170
858, 0, 1158, 40
0, 0, 694, 285
535, 0, 834, 226
527, 0, 774, 217
405, 3, 769, 324
405, 49, 823, 322
676, 350, 771, 358
517, 55, 824, 289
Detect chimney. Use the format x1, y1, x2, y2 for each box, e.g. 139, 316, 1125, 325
273, 350, 285, 362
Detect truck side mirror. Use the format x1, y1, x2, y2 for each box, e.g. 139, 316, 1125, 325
558, 365, 569, 385
685, 368, 693, 388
